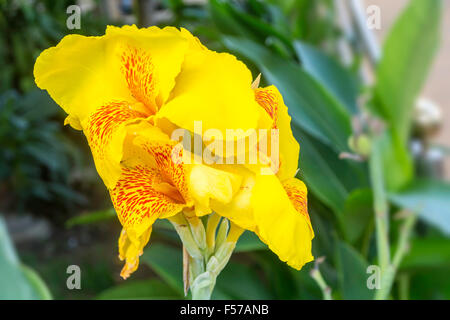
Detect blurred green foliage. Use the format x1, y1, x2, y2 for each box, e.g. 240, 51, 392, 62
0, 89, 87, 213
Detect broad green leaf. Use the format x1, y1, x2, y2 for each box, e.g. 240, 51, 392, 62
234, 231, 267, 252
410, 269, 450, 299
374, 0, 442, 142
222, 36, 352, 152
389, 180, 450, 235
336, 241, 374, 300
253, 250, 301, 299
65, 208, 116, 228
400, 237, 450, 270
342, 189, 373, 244
96, 279, 182, 300
20, 264, 52, 300
141, 243, 183, 295
294, 41, 359, 114
215, 262, 272, 299
0, 217, 41, 299
294, 126, 368, 213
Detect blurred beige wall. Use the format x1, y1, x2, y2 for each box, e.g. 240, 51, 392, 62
365, 0, 450, 177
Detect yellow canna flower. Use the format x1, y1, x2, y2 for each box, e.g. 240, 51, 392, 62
34, 25, 313, 287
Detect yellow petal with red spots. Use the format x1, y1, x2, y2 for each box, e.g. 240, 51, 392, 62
84, 101, 148, 189
136, 137, 192, 206
34, 25, 191, 126
255, 85, 300, 180
282, 177, 313, 234
110, 165, 186, 236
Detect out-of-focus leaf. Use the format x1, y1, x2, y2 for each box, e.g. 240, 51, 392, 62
141, 243, 183, 295
65, 208, 116, 228
20, 264, 52, 300
377, 130, 413, 191
374, 0, 442, 142
215, 262, 272, 299
336, 241, 373, 300
389, 180, 450, 235
295, 127, 368, 213
253, 251, 300, 299
235, 231, 267, 252
223, 36, 352, 152
343, 189, 373, 244
96, 279, 182, 300
400, 238, 450, 270
0, 217, 40, 299
294, 41, 359, 114
410, 269, 450, 299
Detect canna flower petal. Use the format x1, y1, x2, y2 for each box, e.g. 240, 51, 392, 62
157, 49, 261, 136
84, 101, 148, 189
255, 85, 300, 180
118, 227, 152, 279
110, 127, 193, 278
211, 166, 313, 269
282, 177, 313, 233
34, 25, 193, 126
251, 174, 313, 270
188, 164, 242, 216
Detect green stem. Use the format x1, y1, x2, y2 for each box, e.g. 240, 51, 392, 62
310, 267, 332, 300
375, 213, 416, 300
170, 213, 241, 300
369, 142, 391, 274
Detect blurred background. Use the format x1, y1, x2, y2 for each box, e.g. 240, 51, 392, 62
0, 0, 449, 300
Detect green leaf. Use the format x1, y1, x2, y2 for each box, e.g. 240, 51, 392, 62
294, 41, 359, 114
234, 231, 267, 252
374, 0, 442, 142
0, 217, 43, 299
389, 180, 450, 235
294, 126, 368, 213
141, 243, 184, 295
336, 241, 374, 300
400, 237, 450, 270
65, 208, 116, 228
222, 36, 352, 152
342, 189, 373, 244
215, 262, 272, 299
20, 264, 53, 300
96, 279, 182, 300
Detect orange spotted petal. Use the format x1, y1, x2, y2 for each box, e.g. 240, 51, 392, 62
84, 101, 148, 189
254, 85, 300, 180
120, 45, 159, 114
110, 165, 186, 234
282, 178, 313, 234
136, 137, 192, 206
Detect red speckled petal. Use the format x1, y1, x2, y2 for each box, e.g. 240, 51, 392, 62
121, 45, 159, 114
84, 101, 148, 189
282, 178, 313, 233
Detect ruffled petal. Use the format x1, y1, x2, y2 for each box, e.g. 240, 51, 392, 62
282, 177, 313, 234
110, 165, 186, 235
34, 25, 191, 125
188, 164, 242, 216
118, 227, 152, 279
213, 165, 313, 270
157, 49, 261, 136
251, 174, 314, 270
84, 101, 148, 189
255, 85, 300, 180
